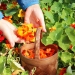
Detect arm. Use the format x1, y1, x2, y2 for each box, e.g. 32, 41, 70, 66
17, 0, 39, 10
0, 11, 4, 19
17, 0, 46, 32
0, 11, 23, 47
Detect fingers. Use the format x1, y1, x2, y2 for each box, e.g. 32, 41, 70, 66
24, 9, 31, 23
2, 25, 15, 47
39, 18, 46, 32
3, 19, 16, 30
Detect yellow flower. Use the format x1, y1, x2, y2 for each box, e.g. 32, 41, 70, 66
18, 9, 25, 17
49, 26, 56, 32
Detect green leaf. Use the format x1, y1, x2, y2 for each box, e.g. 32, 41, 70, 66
4, 7, 18, 16
71, 3, 75, 8
51, 2, 62, 12
61, 8, 72, 20
40, 0, 53, 3
10, 60, 24, 71
54, 13, 59, 22
64, 0, 72, 3
65, 27, 75, 42
59, 0, 63, 3
49, 28, 63, 41
41, 36, 53, 46
58, 35, 71, 50
65, 17, 74, 25
44, 11, 55, 23
2, 68, 11, 75
65, 66, 73, 75
21, 71, 29, 75
0, 56, 6, 74
61, 52, 73, 63
72, 46, 75, 52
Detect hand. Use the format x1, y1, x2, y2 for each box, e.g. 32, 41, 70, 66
0, 19, 23, 47
24, 4, 46, 32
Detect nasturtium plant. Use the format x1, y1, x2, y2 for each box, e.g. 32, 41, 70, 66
0, 0, 75, 75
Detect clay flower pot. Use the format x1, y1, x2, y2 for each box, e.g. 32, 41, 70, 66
20, 28, 58, 75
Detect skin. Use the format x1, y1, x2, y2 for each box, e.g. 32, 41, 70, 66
0, 4, 46, 47
24, 4, 46, 32
0, 19, 23, 47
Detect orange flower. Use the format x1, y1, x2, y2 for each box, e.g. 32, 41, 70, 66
5, 44, 12, 49
14, 47, 19, 53
59, 68, 66, 75
5, 40, 12, 49
70, 45, 72, 49
3, 16, 13, 23
16, 23, 36, 42
22, 47, 56, 59
10, 1, 18, 8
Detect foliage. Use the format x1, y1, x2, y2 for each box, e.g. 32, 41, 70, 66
0, 0, 75, 75
40, 0, 75, 74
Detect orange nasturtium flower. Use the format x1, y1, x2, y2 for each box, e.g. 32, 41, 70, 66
5, 40, 12, 49
3, 16, 13, 23
22, 47, 56, 59
70, 23, 75, 29
59, 68, 66, 75
18, 9, 25, 17
16, 23, 36, 42
10, 1, 18, 8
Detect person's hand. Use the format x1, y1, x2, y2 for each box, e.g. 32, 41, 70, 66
24, 4, 46, 32
0, 19, 23, 47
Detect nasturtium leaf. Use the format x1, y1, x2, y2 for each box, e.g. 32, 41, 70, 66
40, 0, 53, 3
64, 0, 72, 3
10, 60, 24, 71
59, 0, 63, 3
58, 35, 71, 50
21, 71, 29, 75
61, 8, 72, 20
54, 22, 62, 28
65, 17, 74, 25
2, 68, 11, 75
54, 13, 59, 22
0, 56, 6, 74
61, 52, 73, 63
4, 8, 18, 16
49, 28, 63, 41
51, 2, 62, 13
71, 3, 75, 8
41, 36, 53, 46
44, 11, 55, 23
65, 66, 72, 75
72, 46, 75, 52
65, 27, 75, 42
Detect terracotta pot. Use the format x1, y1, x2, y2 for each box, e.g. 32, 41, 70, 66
20, 28, 58, 75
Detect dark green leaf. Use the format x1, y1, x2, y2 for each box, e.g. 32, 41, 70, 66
4, 8, 18, 16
